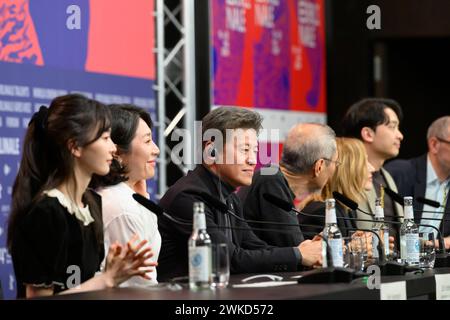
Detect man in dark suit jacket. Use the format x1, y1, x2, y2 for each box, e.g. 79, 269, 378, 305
157, 107, 322, 281
385, 116, 450, 246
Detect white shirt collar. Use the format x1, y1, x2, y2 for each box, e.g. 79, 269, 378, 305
426, 155, 440, 185
427, 155, 450, 186
43, 189, 95, 226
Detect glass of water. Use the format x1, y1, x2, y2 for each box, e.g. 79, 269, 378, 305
349, 231, 368, 270
419, 232, 436, 269
211, 243, 230, 288
343, 236, 364, 271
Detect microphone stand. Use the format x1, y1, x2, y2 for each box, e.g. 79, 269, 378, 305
305, 208, 445, 271
263, 193, 438, 274
198, 192, 364, 283
133, 193, 322, 236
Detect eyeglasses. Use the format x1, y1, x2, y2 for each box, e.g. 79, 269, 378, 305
436, 136, 450, 145
322, 158, 342, 167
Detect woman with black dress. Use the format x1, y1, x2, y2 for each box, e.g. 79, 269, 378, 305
7, 94, 156, 298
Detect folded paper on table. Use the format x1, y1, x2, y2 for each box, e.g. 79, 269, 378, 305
232, 281, 298, 288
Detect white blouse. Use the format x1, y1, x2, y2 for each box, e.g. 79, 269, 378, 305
98, 182, 161, 287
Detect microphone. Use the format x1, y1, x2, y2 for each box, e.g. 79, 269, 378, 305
196, 192, 365, 283
199, 191, 324, 231
384, 187, 449, 214
332, 192, 357, 210
132, 193, 322, 236
262, 193, 386, 263
257, 198, 373, 281
262, 194, 396, 277
417, 196, 442, 209
383, 187, 404, 206
262, 193, 292, 212
296, 232, 365, 284
133, 193, 192, 226
194, 191, 228, 212
263, 192, 445, 236
381, 187, 450, 267
262, 193, 432, 274
331, 190, 447, 255
331, 191, 448, 258
332, 191, 374, 217
261, 193, 410, 280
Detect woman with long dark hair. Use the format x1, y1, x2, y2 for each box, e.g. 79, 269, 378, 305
7, 94, 155, 298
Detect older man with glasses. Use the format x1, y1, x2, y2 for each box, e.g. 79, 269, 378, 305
238, 123, 338, 247
386, 116, 450, 248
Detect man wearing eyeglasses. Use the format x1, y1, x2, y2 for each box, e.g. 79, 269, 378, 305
238, 123, 338, 247
385, 116, 450, 248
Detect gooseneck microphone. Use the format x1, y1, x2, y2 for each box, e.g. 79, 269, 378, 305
382, 187, 450, 234
198, 191, 327, 231
132, 193, 322, 236
332, 191, 374, 217
261, 192, 293, 212
262, 193, 386, 263
198, 191, 323, 234
204, 192, 401, 280
383, 187, 404, 206
384, 187, 449, 214
262, 192, 447, 272
259, 194, 391, 279
238, 194, 364, 282
133, 193, 192, 226
381, 187, 450, 267
331, 191, 449, 255
264, 192, 447, 252
417, 196, 443, 209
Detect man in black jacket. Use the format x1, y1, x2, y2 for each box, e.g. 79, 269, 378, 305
157, 107, 322, 281
385, 116, 450, 246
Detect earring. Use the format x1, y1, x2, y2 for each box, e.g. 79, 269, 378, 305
114, 155, 123, 166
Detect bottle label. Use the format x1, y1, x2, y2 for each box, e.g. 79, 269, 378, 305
322, 240, 328, 268
375, 206, 384, 219
405, 233, 420, 263
194, 213, 207, 230
383, 231, 390, 256
372, 234, 379, 258
189, 246, 211, 283
404, 206, 414, 220
400, 236, 406, 260
328, 238, 344, 267
325, 210, 337, 224
400, 234, 419, 263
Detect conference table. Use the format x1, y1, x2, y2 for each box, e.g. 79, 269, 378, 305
43, 267, 450, 300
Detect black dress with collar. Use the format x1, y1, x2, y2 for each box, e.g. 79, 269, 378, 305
11, 191, 104, 298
